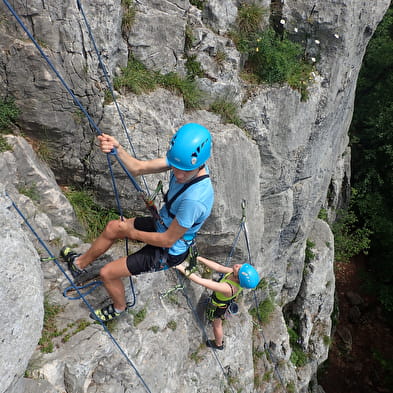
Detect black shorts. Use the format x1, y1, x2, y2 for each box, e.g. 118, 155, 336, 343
126, 217, 188, 275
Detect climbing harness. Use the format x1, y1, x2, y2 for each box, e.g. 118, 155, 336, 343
185, 241, 199, 274
6, 192, 152, 393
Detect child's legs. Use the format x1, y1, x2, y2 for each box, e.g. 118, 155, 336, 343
212, 318, 224, 346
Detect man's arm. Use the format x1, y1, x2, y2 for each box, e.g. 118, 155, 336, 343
98, 133, 170, 176
129, 218, 188, 248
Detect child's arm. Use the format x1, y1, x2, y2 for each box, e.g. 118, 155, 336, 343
175, 263, 234, 298
196, 256, 232, 274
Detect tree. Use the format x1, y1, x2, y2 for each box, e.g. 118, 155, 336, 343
350, 5, 393, 314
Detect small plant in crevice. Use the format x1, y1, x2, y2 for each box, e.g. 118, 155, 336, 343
236, 3, 267, 37
166, 320, 177, 331
318, 208, 328, 222
246, 28, 314, 99
210, 98, 243, 127
0, 135, 12, 152
249, 296, 275, 325
17, 183, 40, 201
0, 97, 19, 133
305, 239, 316, 263
39, 298, 65, 353
288, 326, 308, 367
121, 0, 136, 35
130, 307, 147, 327
189, 0, 205, 10
185, 54, 205, 79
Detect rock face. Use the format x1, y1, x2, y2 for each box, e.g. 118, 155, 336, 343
0, 1, 390, 393
0, 186, 44, 393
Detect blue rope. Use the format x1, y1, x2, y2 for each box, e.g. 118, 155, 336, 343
6, 192, 153, 393
2, 0, 145, 196
63, 280, 103, 300
2, 0, 156, 308
2, 0, 103, 137
75, 0, 150, 196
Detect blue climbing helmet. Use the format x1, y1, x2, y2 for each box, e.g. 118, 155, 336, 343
239, 264, 260, 289
166, 123, 212, 170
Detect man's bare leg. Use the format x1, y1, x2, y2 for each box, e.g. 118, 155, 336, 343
76, 218, 135, 269
99, 257, 131, 311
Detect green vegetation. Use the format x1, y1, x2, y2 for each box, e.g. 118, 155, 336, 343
0, 97, 19, 132
39, 298, 65, 353
373, 350, 393, 389
0, 97, 19, 152
113, 56, 203, 109
318, 208, 328, 222
149, 325, 160, 334
332, 199, 372, 263
185, 55, 204, 79
64, 188, 119, 242
232, 3, 314, 100
166, 320, 177, 331
189, 344, 205, 363
34, 139, 53, 163
286, 381, 296, 393
304, 239, 315, 263
189, 0, 205, 10
121, 0, 136, 35
249, 296, 275, 324
288, 327, 308, 367
130, 307, 147, 326
0, 135, 12, 152
349, 4, 393, 314
17, 183, 40, 201
38, 297, 92, 352
210, 98, 243, 127
236, 3, 266, 36
62, 319, 91, 343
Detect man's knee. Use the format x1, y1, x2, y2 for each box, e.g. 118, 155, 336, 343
104, 218, 132, 238
100, 264, 112, 281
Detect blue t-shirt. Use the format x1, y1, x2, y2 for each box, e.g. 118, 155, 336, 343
156, 170, 214, 255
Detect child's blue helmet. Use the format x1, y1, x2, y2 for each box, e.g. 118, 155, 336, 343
166, 123, 212, 170
239, 264, 260, 289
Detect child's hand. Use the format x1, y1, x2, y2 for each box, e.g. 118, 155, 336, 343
175, 263, 186, 274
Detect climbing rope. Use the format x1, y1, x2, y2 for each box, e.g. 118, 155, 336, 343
2, 0, 167, 306
75, 0, 150, 196
224, 199, 251, 266
235, 202, 288, 393
6, 192, 153, 393
174, 269, 237, 393
159, 202, 254, 393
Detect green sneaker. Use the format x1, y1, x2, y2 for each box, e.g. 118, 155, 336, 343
60, 246, 85, 279
90, 304, 125, 322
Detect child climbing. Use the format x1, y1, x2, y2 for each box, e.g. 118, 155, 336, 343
175, 255, 259, 350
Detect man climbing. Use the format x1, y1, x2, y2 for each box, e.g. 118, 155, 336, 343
175, 255, 259, 350
61, 123, 214, 322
